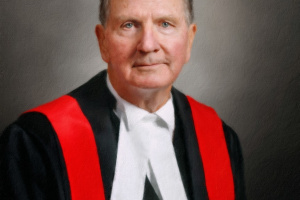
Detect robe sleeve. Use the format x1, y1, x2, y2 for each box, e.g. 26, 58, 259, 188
223, 122, 246, 200
0, 113, 70, 200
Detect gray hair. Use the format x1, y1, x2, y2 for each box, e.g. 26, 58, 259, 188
99, 0, 194, 26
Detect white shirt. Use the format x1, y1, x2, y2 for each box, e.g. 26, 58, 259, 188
107, 76, 187, 200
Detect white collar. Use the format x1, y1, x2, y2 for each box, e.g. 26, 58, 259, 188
106, 75, 175, 133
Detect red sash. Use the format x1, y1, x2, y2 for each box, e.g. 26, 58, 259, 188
29, 95, 234, 200
187, 96, 235, 199
28, 95, 105, 200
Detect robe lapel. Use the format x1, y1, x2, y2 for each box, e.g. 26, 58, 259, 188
69, 71, 119, 200
172, 88, 209, 200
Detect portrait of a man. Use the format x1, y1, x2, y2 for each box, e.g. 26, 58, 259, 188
0, 0, 299, 199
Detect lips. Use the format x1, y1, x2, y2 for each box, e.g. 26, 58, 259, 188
134, 63, 161, 67
133, 60, 167, 68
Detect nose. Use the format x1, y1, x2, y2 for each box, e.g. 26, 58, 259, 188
137, 25, 160, 53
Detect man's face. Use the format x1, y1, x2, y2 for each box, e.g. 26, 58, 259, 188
96, 0, 196, 93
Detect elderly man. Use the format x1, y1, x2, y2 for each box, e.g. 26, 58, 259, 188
0, 0, 245, 199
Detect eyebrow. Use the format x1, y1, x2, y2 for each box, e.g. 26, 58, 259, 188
113, 15, 140, 23
155, 15, 180, 23
114, 14, 180, 24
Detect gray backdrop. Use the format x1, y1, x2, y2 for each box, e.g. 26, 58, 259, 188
1, 0, 299, 199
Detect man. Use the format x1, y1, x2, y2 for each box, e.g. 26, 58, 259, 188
0, 0, 245, 199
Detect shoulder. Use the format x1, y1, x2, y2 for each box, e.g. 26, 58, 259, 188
1, 112, 57, 147
222, 121, 242, 152
171, 87, 243, 165
163, 87, 247, 198
0, 113, 70, 200
185, 95, 246, 198
185, 95, 218, 117
180, 93, 243, 157
171, 87, 217, 118
0, 112, 64, 175
1, 95, 76, 145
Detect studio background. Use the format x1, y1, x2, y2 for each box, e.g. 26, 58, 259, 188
1, 0, 299, 199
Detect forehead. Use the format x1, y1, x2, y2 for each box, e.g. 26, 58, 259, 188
109, 0, 186, 20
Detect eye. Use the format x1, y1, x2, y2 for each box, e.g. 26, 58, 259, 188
123, 22, 134, 29
161, 22, 170, 28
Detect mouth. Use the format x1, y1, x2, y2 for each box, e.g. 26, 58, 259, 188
133, 60, 169, 68
133, 63, 162, 68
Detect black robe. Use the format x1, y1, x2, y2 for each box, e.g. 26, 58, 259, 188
0, 70, 246, 200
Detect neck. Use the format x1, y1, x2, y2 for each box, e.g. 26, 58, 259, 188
127, 88, 172, 113
108, 75, 172, 113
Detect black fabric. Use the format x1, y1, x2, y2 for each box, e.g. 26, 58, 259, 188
172, 88, 209, 200
223, 122, 246, 200
143, 176, 160, 200
0, 70, 246, 200
0, 113, 70, 200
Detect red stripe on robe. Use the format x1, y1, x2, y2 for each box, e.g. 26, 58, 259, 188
27, 95, 105, 200
187, 96, 235, 200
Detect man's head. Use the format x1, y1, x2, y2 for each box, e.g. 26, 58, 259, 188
99, 0, 194, 26
95, 0, 197, 106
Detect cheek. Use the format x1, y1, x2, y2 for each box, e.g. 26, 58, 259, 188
168, 36, 190, 66
107, 36, 136, 65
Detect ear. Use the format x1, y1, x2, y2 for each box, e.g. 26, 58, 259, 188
185, 23, 197, 63
95, 24, 109, 63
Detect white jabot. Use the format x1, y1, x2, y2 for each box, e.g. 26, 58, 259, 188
107, 76, 187, 200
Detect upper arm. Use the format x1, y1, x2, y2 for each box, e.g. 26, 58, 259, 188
222, 121, 246, 200
0, 113, 70, 200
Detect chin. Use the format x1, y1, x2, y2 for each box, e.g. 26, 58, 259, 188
130, 79, 172, 90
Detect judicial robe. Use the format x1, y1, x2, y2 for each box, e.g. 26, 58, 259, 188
0, 70, 246, 200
